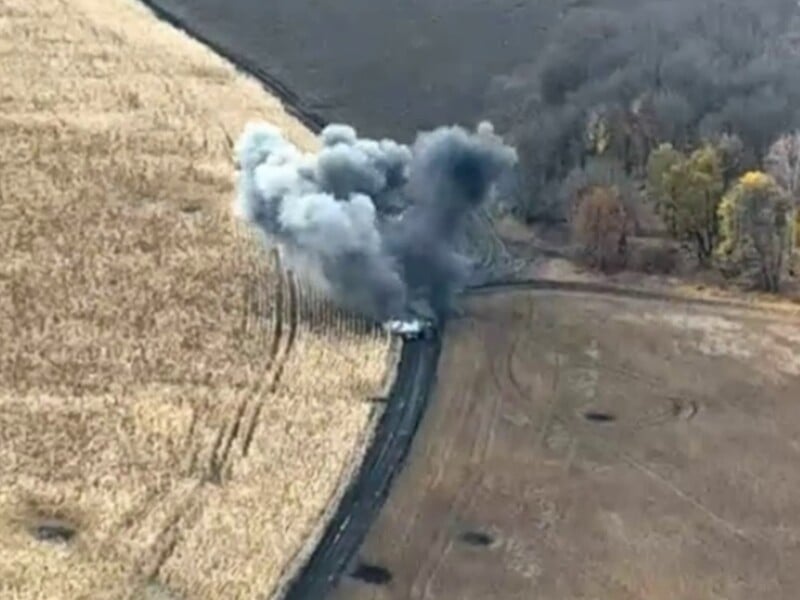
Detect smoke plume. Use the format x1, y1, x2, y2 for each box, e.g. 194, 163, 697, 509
234, 121, 517, 321
503, 0, 800, 220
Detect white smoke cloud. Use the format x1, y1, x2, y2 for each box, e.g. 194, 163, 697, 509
234, 120, 517, 320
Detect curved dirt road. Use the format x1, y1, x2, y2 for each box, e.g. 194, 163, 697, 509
280, 337, 442, 599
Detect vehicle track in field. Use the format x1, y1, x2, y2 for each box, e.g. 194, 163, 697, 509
139, 245, 300, 581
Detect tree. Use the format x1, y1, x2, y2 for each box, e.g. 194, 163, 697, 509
766, 131, 800, 251
572, 185, 631, 272
645, 143, 724, 265
711, 133, 746, 189
509, 0, 800, 221
645, 142, 683, 216
766, 131, 800, 202
562, 155, 640, 228
717, 171, 794, 292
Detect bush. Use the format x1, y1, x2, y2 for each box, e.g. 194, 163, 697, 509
626, 238, 681, 275
717, 171, 794, 292
572, 185, 631, 272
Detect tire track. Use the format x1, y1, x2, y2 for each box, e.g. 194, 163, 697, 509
136, 247, 298, 579
214, 250, 294, 470
131, 481, 205, 591
243, 259, 297, 458
267, 250, 285, 367
412, 340, 502, 599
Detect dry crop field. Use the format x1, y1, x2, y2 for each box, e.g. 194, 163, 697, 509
0, 0, 394, 598
338, 288, 800, 600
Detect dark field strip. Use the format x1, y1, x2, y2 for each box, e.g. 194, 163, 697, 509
139, 0, 569, 140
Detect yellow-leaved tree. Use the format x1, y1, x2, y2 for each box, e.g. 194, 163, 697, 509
646, 143, 724, 265
717, 171, 794, 292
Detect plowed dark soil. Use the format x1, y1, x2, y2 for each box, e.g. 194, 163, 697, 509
138, 0, 574, 140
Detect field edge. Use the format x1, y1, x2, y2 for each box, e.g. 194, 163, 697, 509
135, 0, 326, 134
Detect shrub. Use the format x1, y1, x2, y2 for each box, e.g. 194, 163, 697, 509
562, 156, 641, 229
626, 238, 681, 275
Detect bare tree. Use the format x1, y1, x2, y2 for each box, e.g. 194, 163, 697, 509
766, 131, 800, 203
766, 131, 800, 261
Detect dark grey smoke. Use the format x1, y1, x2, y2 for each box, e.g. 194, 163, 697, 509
504, 0, 800, 220
234, 121, 517, 321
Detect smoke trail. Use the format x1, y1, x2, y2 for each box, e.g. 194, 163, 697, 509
234, 121, 517, 321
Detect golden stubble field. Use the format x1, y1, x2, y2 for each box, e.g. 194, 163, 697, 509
0, 0, 395, 598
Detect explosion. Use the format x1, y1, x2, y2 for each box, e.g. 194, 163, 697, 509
234, 121, 517, 322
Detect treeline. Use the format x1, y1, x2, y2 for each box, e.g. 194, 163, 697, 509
572, 135, 797, 291
505, 0, 800, 291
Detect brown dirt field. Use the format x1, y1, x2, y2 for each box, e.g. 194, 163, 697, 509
0, 1, 393, 598
336, 289, 800, 600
